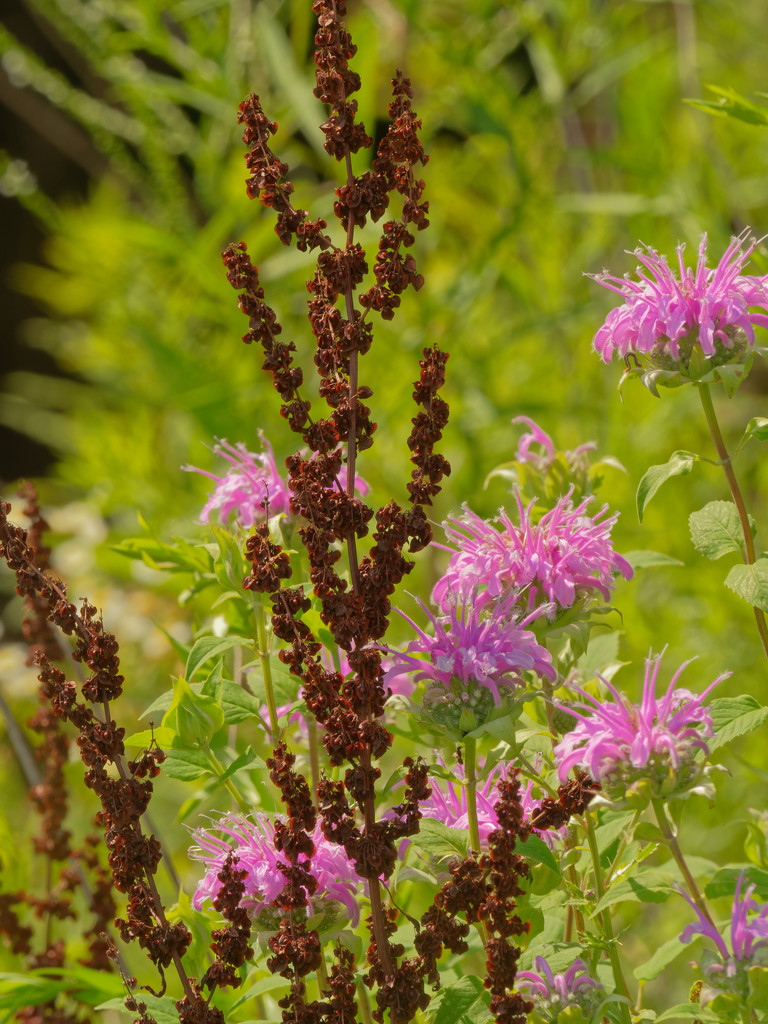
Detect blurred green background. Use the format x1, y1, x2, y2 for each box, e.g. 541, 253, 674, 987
2, 0, 768, 1010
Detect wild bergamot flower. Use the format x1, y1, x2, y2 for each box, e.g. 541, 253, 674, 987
554, 651, 726, 805
516, 955, 606, 1023
413, 757, 565, 849
679, 872, 768, 1009
184, 433, 291, 526
383, 596, 554, 734
590, 230, 768, 391
190, 813, 360, 928
432, 491, 632, 620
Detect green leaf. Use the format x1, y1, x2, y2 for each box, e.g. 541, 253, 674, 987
737, 416, 768, 453
161, 747, 212, 781
592, 868, 675, 914
0, 975, 71, 1011
96, 994, 180, 1024
708, 695, 768, 752
704, 866, 768, 899
622, 549, 684, 569
186, 634, 253, 680
123, 726, 176, 748
686, 84, 768, 126
520, 833, 560, 874
633, 933, 690, 981
633, 822, 665, 846
215, 746, 264, 786
433, 976, 486, 1024
411, 818, 468, 864
636, 451, 700, 522
653, 1003, 721, 1023
689, 501, 751, 561
724, 558, 768, 612
217, 680, 262, 724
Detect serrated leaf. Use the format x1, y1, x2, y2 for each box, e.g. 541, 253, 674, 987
709, 694, 768, 751
433, 976, 486, 1024
162, 747, 212, 781
689, 501, 750, 560
592, 868, 675, 915
724, 558, 768, 611
218, 680, 262, 723
186, 634, 253, 680
411, 818, 468, 863
636, 451, 700, 522
633, 933, 690, 981
622, 549, 684, 569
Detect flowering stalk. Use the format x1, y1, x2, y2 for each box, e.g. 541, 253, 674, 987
697, 381, 768, 664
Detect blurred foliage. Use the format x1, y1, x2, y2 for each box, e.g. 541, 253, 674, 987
4, 0, 768, 1009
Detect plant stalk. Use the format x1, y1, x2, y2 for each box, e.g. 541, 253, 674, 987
255, 598, 281, 740
651, 797, 716, 930
698, 382, 768, 664
207, 748, 249, 815
583, 808, 631, 1024
463, 736, 482, 856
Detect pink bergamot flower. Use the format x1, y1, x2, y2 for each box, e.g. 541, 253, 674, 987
432, 491, 632, 619
554, 651, 727, 805
415, 758, 565, 849
679, 871, 768, 1007
517, 955, 606, 1023
383, 596, 554, 735
183, 433, 291, 526
590, 230, 768, 389
190, 813, 360, 929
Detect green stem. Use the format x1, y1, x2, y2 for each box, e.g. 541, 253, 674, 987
516, 750, 559, 799
651, 797, 716, 930
603, 809, 642, 889
583, 808, 631, 1023
316, 950, 330, 996
698, 382, 768, 664
207, 748, 249, 814
464, 736, 482, 856
462, 736, 489, 946
255, 597, 281, 740
356, 978, 373, 1024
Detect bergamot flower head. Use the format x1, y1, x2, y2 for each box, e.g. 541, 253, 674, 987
190, 813, 360, 929
415, 756, 565, 849
432, 490, 632, 620
183, 433, 291, 527
517, 955, 606, 1023
554, 651, 727, 807
679, 872, 768, 1011
590, 230, 768, 395
382, 595, 555, 736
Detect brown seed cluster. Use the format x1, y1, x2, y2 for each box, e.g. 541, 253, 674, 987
0, 486, 118, 1024
415, 773, 534, 1024
0, 499, 226, 1022
221, 3, 450, 1018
